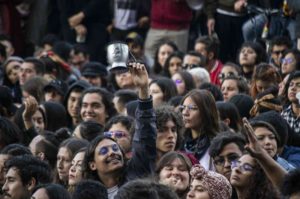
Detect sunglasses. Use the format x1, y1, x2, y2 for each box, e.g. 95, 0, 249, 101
183, 64, 199, 70
282, 57, 294, 64
174, 79, 183, 84
218, 72, 237, 80
231, 160, 254, 172
98, 144, 120, 155
213, 154, 240, 167
272, 50, 285, 55
104, 131, 127, 139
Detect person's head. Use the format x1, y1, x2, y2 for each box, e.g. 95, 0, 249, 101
281, 49, 300, 76
172, 71, 196, 96
80, 87, 116, 126
238, 41, 267, 69
180, 89, 219, 138
199, 83, 223, 101
70, 44, 90, 69
228, 94, 254, 119
218, 62, 242, 83
104, 115, 135, 155
209, 131, 245, 180
68, 148, 86, 187
216, 102, 242, 132
115, 179, 179, 199
194, 35, 220, 64
188, 67, 210, 88
125, 32, 144, 59
80, 62, 108, 87
71, 180, 108, 199
113, 89, 138, 115
0, 144, 32, 186
2, 155, 52, 199
73, 120, 103, 142
31, 183, 71, 199
270, 36, 292, 67
52, 41, 72, 63
0, 34, 14, 58
153, 41, 178, 74
183, 51, 206, 70
18, 57, 45, 85
187, 164, 232, 199
56, 138, 88, 184
221, 76, 249, 102
0, 117, 23, 150
250, 120, 279, 158
281, 168, 300, 199
112, 70, 135, 90
43, 79, 68, 103
284, 71, 300, 105
149, 77, 178, 108
64, 80, 91, 126
250, 63, 281, 99
156, 152, 192, 196
21, 76, 48, 103
83, 136, 125, 184
40, 34, 59, 52
163, 51, 184, 77
2, 57, 23, 85
155, 106, 183, 156
0, 86, 17, 118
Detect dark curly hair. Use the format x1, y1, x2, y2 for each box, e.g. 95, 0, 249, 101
281, 168, 300, 197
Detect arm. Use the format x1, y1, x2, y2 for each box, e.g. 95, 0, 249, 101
204, 0, 218, 35
126, 63, 157, 180
243, 118, 287, 190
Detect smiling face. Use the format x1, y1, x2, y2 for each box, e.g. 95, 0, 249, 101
89, 139, 124, 179
159, 158, 190, 193
254, 127, 277, 158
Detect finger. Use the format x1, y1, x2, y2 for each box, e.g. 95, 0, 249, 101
245, 146, 256, 157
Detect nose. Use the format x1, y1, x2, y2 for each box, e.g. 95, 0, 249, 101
57, 160, 63, 169
224, 159, 231, 168
2, 181, 8, 192
187, 190, 195, 198
70, 164, 76, 172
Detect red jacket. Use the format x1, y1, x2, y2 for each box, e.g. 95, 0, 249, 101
151, 0, 192, 30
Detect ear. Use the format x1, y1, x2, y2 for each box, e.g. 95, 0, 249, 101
208, 52, 214, 61
26, 177, 36, 191
223, 118, 231, 126
37, 152, 45, 161
89, 161, 97, 171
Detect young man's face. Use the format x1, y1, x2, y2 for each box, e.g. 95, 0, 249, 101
288, 77, 300, 104
18, 62, 37, 85
213, 142, 243, 180
271, 45, 288, 67
2, 167, 30, 199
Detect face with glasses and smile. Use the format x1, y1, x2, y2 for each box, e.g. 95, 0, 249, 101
89, 139, 124, 175
230, 154, 256, 189
281, 53, 296, 75
213, 143, 243, 180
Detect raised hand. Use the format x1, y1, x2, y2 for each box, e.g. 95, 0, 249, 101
22, 96, 38, 122
128, 62, 149, 99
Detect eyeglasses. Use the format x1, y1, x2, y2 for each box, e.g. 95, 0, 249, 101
183, 64, 199, 70
282, 57, 294, 64
213, 154, 240, 167
178, 104, 198, 112
272, 50, 285, 55
218, 72, 237, 80
174, 79, 183, 84
104, 131, 127, 139
231, 160, 254, 172
98, 144, 120, 155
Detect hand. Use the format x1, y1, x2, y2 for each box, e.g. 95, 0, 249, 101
243, 118, 268, 159
207, 18, 215, 36
138, 16, 150, 28
22, 96, 38, 121
128, 62, 149, 99
68, 12, 85, 28
234, 0, 247, 12
74, 24, 87, 36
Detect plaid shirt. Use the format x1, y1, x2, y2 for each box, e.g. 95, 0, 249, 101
281, 105, 300, 134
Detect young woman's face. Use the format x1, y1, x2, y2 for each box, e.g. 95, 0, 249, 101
181, 96, 201, 130
69, 151, 85, 186
150, 83, 164, 108
281, 53, 296, 75
5, 61, 21, 84
159, 158, 190, 193
254, 127, 277, 158
115, 71, 134, 89
158, 44, 174, 67
221, 79, 239, 102
57, 147, 72, 182
230, 154, 256, 189
239, 47, 257, 67
186, 179, 210, 199
172, 73, 186, 95
168, 57, 182, 77
32, 109, 45, 133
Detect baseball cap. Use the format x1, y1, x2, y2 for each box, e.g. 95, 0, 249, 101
44, 79, 68, 96
125, 32, 144, 47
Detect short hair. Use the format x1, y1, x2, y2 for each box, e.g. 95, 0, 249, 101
0, 117, 23, 149
114, 89, 138, 108
149, 77, 178, 102
199, 83, 223, 101
115, 179, 179, 199
23, 57, 45, 75
222, 62, 242, 76
281, 168, 300, 197
188, 67, 211, 85
21, 76, 48, 103
222, 76, 249, 95
72, 180, 108, 199
52, 41, 72, 61
239, 41, 267, 65
32, 183, 71, 199
209, 131, 246, 158
155, 105, 183, 150
81, 87, 117, 121
78, 120, 104, 142
72, 44, 89, 57
0, 144, 31, 156
283, 71, 300, 102
104, 115, 135, 138
184, 51, 206, 66
5, 155, 52, 185
195, 35, 220, 59
271, 36, 292, 50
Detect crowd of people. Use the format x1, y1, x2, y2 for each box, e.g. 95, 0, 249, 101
1, 0, 300, 199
